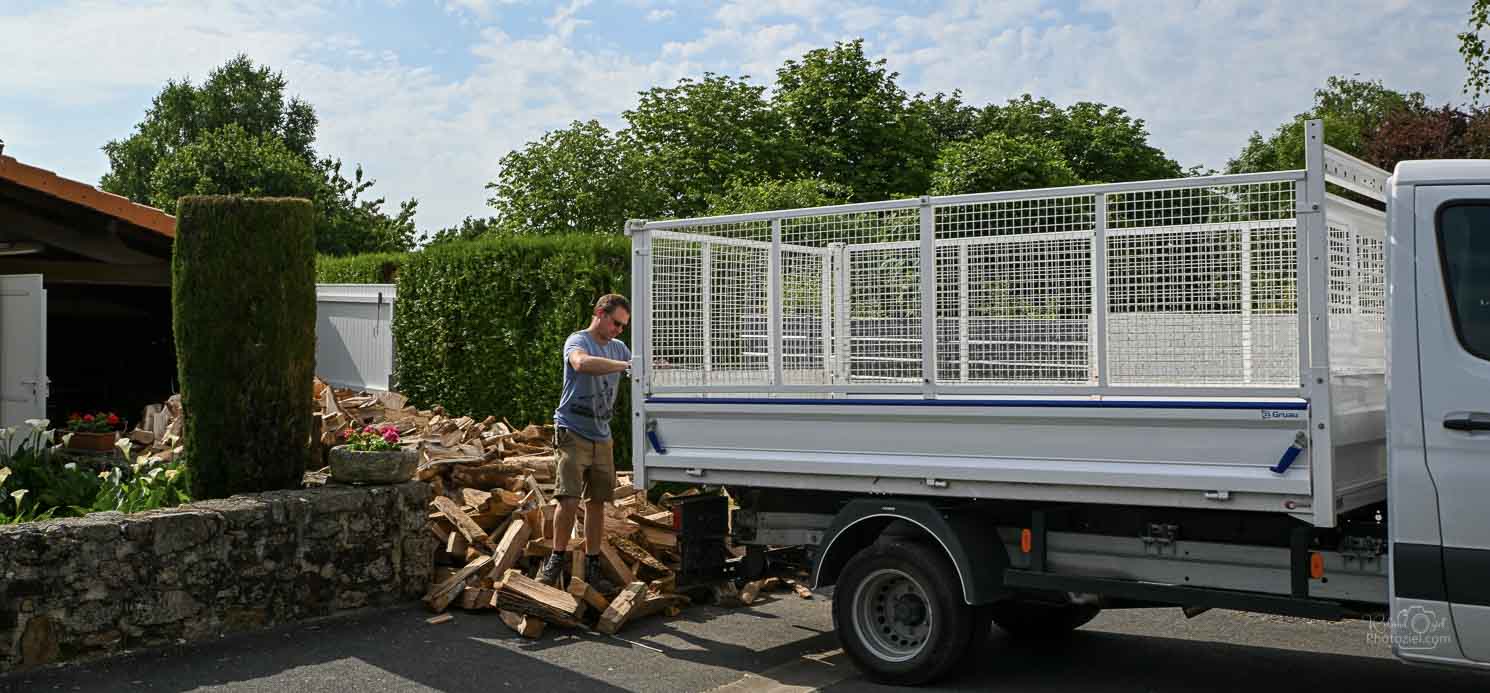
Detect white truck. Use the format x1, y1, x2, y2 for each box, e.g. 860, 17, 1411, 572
624, 119, 1490, 684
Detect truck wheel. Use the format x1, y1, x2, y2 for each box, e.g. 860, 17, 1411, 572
832, 540, 974, 685
989, 599, 1100, 639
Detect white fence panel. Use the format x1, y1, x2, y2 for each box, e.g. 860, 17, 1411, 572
315, 284, 396, 392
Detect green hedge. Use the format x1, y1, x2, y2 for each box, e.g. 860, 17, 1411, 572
316, 251, 407, 283
175, 196, 317, 498
391, 234, 634, 466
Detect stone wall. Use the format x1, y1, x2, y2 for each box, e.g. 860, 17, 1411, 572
0, 481, 434, 671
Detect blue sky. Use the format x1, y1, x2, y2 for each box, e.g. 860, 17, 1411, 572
0, 0, 1472, 233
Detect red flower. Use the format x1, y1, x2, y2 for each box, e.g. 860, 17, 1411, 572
83, 414, 94, 423
106, 414, 120, 426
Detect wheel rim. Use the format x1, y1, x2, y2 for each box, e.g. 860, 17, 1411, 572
851, 567, 933, 663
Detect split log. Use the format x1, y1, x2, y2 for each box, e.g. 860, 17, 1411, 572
490, 519, 531, 578
628, 511, 675, 531
596, 582, 647, 635
495, 569, 583, 625
499, 609, 545, 639
424, 555, 494, 613
597, 541, 635, 588
610, 536, 671, 578
567, 577, 611, 613
639, 526, 677, 552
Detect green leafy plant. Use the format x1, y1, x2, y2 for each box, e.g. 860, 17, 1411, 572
339, 424, 401, 452
92, 460, 192, 514
0, 421, 65, 523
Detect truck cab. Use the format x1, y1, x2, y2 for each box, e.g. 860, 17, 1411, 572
1388, 160, 1490, 667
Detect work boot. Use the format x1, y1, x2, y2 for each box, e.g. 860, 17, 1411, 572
538, 551, 568, 586
586, 554, 617, 594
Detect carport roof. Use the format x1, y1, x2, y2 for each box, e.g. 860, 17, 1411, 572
0, 154, 176, 239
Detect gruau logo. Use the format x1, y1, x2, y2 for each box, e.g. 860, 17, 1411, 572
1368, 605, 1453, 650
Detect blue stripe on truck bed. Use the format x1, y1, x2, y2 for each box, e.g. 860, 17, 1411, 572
644, 397, 1308, 410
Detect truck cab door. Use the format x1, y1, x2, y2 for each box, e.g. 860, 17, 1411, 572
1408, 185, 1490, 663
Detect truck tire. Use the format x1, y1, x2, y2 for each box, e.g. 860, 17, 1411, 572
988, 599, 1100, 639
832, 539, 975, 685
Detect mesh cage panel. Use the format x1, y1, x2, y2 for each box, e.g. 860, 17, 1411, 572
934, 196, 1095, 383
642, 175, 1312, 393
1326, 204, 1387, 375
1105, 181, 1298, 386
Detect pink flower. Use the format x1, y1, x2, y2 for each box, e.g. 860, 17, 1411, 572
379, 424, 396, 434
362, 425, 377, 435
382, 429, 400, 444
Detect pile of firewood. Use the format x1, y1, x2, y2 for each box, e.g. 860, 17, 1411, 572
132, 379, 807, 639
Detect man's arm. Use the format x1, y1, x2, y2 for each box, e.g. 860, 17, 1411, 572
568, 348, 630, 375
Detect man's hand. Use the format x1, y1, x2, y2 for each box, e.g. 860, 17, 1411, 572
568, 348, 630, 375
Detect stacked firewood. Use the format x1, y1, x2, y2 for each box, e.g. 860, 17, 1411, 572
133, 379, 804, 638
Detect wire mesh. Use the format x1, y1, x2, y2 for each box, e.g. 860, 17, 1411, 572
782, 209, 921, 383
648, 222, 770, 388
643, 175, 1314, 393
1105, 181, 1299, 386
1327, 207, 1387, 375
933, 196, 1095, 384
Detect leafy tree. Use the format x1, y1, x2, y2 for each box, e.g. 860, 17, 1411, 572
975, 95, 1180, 183
422, 215, 504, 247
911, 90, 981, 153
315, 160, 420, 255
102, 55, 317, 202
1228, 77, 1426, 172
147, 123, 321, 212
481, 40, 1186, 232
929, 133, 1081, 195
772, 39, 936, 200
102, 54, 417, 254
623, 73, 784, 218
703, 178, 855, 215
486, 120, 650, 235
1462, 0, 1490, 102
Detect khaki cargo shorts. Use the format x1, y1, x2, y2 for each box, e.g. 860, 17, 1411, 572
553, 427, 616, 501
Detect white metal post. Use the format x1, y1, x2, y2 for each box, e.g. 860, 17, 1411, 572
701, 241, 712, 385
919, 198, 937, 397
769, 217, 784, 389
1303, 119, 1336, 527
1241, 225, 1253, 384
1093, 194, 1109, 388
625, 220, 650, 487
833, 243, 850, 385
958, 243, 970, 384
820, 250, 832, 384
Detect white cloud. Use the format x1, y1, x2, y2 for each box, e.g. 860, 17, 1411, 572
546, 0, 593, 41
1, 0, 1475, 233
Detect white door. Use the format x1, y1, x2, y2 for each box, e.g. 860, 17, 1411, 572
1413, 187, 1490, 662
0, 274, 47, 427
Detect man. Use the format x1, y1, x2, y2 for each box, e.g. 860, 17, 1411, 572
538, 294, 631, 592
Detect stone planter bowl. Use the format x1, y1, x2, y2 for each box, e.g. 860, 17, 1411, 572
329, 446, 417, 485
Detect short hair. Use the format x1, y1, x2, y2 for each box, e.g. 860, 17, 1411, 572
595, 293, 630, 315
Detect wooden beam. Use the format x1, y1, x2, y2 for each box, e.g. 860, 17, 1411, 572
0, 208, 163, 264
0, 259, 170, 286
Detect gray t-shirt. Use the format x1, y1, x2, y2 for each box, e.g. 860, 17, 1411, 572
553, 330, 631, 442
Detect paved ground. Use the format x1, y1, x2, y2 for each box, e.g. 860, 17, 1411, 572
6, 594, 1490, 692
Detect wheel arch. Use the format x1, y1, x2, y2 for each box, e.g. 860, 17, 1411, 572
810, 498, 1008, 605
